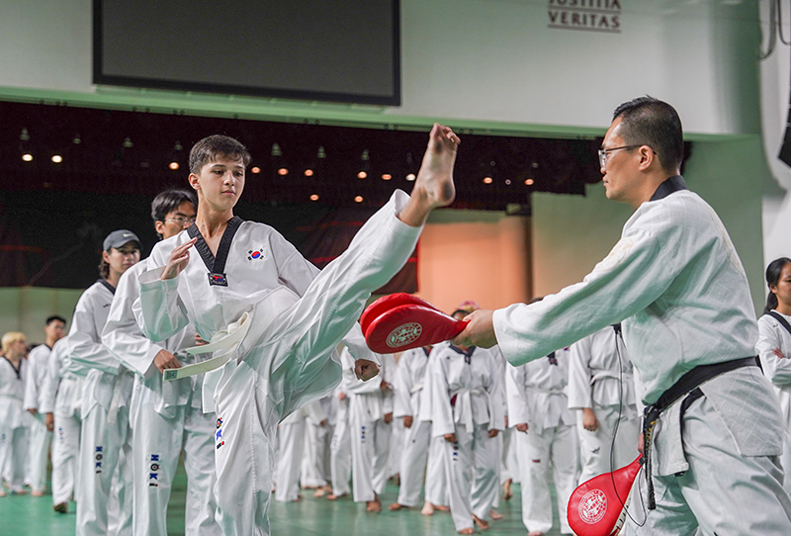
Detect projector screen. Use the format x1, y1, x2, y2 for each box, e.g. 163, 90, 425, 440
94, 0, 400, 105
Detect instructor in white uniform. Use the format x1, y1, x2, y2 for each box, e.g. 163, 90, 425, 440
455, 97, 791, 535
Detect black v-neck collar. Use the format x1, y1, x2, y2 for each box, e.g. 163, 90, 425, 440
650, 175, 687, 201
97, 279, 116, 295
187, 216, 244, 286
422, 347, 431, 358
1, 356, 22, 378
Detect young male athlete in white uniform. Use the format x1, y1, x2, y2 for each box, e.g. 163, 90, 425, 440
135, 124, 459, 536
455, 97, 791, 535
23, 315, 66, 496
67, 230, 141, 536
102, 190, 222, 536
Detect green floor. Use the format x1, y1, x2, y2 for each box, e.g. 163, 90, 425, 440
0, 464, 563, 535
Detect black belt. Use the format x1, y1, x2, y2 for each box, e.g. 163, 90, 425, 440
642, 356, 760, 510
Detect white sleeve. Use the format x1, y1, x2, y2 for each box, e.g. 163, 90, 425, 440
505, 363, 529, 426
428, 350, 455, 437
39, 342, 64, 414
67, 290, 121, 375
757, 316, 791, 385
22, 350, 41, 410
136, 268, 190, 343
393, 352, 413, 418
567, 335, 594, 410
104, 266, 165, 379
494, 226, 669, 367
486, 352, 506, 431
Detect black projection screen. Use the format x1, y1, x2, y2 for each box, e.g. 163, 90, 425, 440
94, 0, 400, 105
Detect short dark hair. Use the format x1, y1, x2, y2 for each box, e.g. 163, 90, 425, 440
764, 257, 791, 314
612, 96, 684, 174
46, 315, 66, 326
189, 135, 252, 174
151, 189, 198, 223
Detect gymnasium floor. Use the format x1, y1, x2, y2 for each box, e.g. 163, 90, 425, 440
0, 462, 564, 535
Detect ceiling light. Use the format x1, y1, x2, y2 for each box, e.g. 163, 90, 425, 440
251, 166, 261, 174
51, 155, 63, 163
525, 178, 534, 186
304, 169, 314, 177
381, 174, 392, 181
310, 194, 319, 201
406, 173, 416, 181
278, 168, 289, 176
169, 162, 179, 170
22, 153, 33, 162
357, 171, 367, 179
483, 177, 493, 184
354, 195, 364, 203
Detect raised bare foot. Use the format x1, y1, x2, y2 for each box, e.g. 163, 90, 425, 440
489, 509, 503, 521
389, 502, 410, 511
398, 124, 460, 227
458, 528, 474, 534
421, 501, 434, 516
366, 497, 382, 512
473, 514, 489, 530
53, 502, 68, 513
502, 478, 513, 501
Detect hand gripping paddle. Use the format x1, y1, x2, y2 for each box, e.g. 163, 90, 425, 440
567, 455, 642, 536
362, 293, 468, 354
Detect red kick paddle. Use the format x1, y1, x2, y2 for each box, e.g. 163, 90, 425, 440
568, 455, 642, 536
362, 293, 468, 353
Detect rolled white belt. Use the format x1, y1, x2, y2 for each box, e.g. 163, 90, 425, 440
163, 311, 252, 382
410, 383, 424, 394
107, 370, 131, 424
454, 388, 495, 434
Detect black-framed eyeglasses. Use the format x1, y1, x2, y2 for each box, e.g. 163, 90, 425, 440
598, 145, 644, 168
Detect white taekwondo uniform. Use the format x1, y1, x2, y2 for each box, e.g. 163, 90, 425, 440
329, 363, 354, 497
67, 279, 134, 536
506, 348, 578, 535
40, 336, 82, 507
568, 325, 640, 484
757, 310, 791, 495
426, 342, 505, 532
103, 260, 221, 536
301, 395, 333, 489
348, 352, 394, 503
0, 354, 26, 492
393, 346, 432, 507
419, 346, 449, 508
136, 190, 419, 536
493, 176, 791, 535
23, 343, 55, 493
274, 399, 325, 502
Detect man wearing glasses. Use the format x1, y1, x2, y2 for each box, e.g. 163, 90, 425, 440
456, 97, 791, 534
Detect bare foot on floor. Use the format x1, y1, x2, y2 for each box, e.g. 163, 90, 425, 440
433, 503, 450, 511
502, 478, 513, 501
489, 509, 503, 521
398, 124, 460, 227
366, 497, 382, 512
389, 503, 410, 511
326, 492, 347, 501
421, 501, 434, 516
473, 514, 489, 530
458, 528, 474, 534
53, 502, 68, 513
313, 485, 331, 498
31, 490, 44, 497
527, 531, 544, 536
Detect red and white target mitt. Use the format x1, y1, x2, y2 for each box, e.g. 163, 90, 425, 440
567, 455, 642, 536
361, 293, 468, 354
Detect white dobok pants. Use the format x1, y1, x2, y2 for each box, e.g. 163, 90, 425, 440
130, 383, 220, 536
425, 434, 448, 507
576, 404, 640, 485
28, 412, 53, 492
350, 415, 392, 502
396, 419, 431, 507
330, 404, 352, 497
515, 423, 579, 535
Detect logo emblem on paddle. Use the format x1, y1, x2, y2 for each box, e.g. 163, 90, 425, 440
567, 455, 642, 536
361, 293, 468, 353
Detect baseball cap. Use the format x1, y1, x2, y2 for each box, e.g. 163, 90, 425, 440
103, 229, 141, 251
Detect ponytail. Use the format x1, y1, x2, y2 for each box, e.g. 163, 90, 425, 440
764, 257, 791, 314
